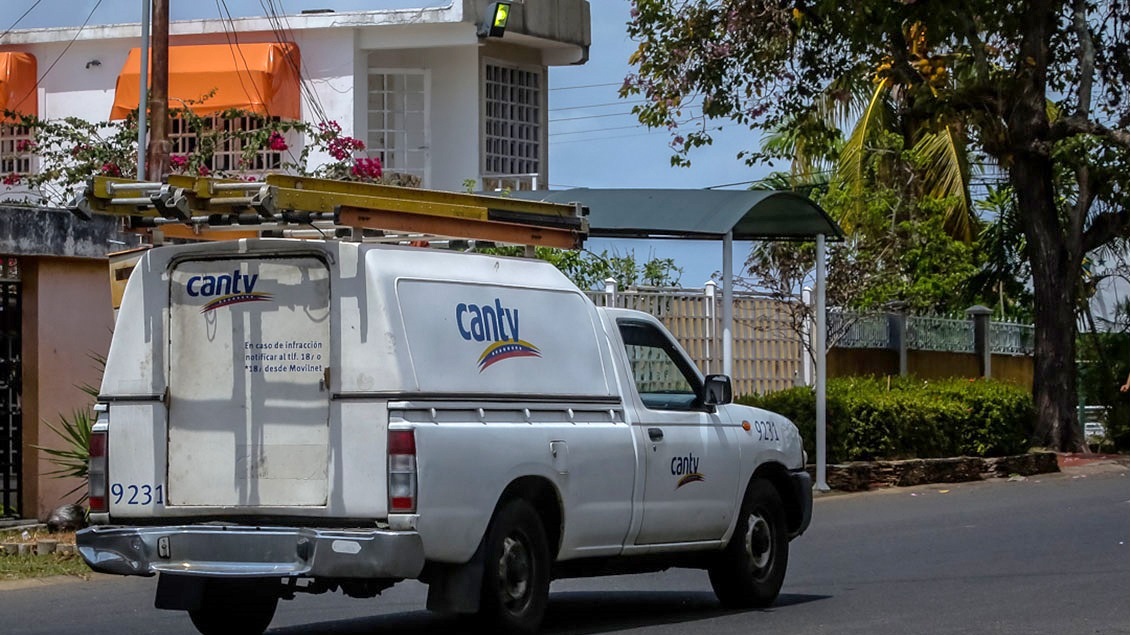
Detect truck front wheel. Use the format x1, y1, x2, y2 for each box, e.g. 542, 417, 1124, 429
187, 579, 279, 635
708, 479, 789, 608
477, 499, 551, 634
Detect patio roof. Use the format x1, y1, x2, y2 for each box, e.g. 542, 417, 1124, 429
507, 188, 842, 241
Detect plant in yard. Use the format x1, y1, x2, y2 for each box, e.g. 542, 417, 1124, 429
31, 354, 103, 505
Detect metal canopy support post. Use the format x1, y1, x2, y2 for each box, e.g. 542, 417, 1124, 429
722, 230, 734, 377
137, 0, 150, 179
815, 233, 829, 491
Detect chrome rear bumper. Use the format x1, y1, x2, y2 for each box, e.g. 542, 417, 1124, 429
77, 524, 424, 579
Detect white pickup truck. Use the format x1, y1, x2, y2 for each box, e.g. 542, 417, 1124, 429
77, 239, 811, 635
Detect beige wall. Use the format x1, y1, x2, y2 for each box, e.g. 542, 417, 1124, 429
21, 257, 114, 520
829, 348, 1034, 387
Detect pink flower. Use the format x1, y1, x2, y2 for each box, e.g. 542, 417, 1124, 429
100, 162, 121, 177
2, 172, 20, 186
197, 165, 211, 176
268, 132, 288, 151
169, 155, 187, 170
15, 139, 34, 153
350, 157, 383, 180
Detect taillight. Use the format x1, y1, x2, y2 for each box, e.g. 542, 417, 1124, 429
388, 429, 416, 513
88, 424, 108, 513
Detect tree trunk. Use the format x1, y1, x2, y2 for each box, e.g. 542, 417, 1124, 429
1008, 0, 1083, 452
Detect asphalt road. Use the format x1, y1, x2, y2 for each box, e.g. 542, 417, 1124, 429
2, 464, 1127, 635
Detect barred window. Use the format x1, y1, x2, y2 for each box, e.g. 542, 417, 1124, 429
483, 62, 542, 180
367, 69, 428, 183
169, 114, 290, 176
0, 125, 34, 176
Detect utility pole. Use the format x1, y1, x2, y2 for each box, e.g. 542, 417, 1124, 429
145, 0, 169, 182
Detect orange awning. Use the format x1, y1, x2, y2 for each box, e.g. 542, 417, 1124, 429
110, 42, 301, 120
0, 52, 38, 120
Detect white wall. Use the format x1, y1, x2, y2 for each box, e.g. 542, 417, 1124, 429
6, 19, 551, 193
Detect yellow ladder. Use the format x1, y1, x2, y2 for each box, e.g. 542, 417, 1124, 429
74, 175, 588, 249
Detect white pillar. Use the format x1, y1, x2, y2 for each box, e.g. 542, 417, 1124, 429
704, 280, 717, 374
603, 277, 617, 307
722, 231, 734, 377
815, 234, 829, 491
137, 0, 150, 179
801, 286, 814, 386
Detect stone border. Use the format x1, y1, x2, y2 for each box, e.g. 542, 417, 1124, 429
808, 451, 1060, 491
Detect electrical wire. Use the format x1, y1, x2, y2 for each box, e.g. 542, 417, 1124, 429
550, 99, 648, 112
550, 81, 623, 91
259, 0, 333, 127
0, 0, 43, 43
14, 0, 102, 108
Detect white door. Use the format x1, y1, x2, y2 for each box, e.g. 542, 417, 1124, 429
617, 319, 741, 545
166, 257, 331, 507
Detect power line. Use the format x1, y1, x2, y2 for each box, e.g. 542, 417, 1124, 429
260, 0, 333, 126
549, 123, 652, 137
0, 0, 42, 43
549, 99, 648, 112
550, 81, 622, 91
550, 110, 646, 123
15, 0, 102, 108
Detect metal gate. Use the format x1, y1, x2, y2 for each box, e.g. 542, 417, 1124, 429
0, 259, 20, 518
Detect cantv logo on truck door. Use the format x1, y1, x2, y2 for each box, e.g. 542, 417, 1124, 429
186, 270, 274, 313
456, 299, 541, 372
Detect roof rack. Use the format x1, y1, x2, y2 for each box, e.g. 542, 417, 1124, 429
72, 174, 588, 249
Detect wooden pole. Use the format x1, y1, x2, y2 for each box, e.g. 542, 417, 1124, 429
145, 0, 169, 182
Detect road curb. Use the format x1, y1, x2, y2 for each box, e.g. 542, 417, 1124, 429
807, 451, 1063, 492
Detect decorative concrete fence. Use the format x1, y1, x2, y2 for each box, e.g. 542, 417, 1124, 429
588, 282, 1036, 396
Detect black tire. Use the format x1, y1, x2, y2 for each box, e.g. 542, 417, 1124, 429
476, 499, 551, 635
188, 579, 279, 635
708, 479, 789, 609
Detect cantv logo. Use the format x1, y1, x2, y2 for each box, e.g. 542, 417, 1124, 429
186, 270, 273, 313
455, 299, 541, 372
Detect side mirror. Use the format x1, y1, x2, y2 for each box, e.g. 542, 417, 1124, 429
702, 374, 733, 406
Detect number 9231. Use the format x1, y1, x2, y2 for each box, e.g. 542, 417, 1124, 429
110, 483, 164, 506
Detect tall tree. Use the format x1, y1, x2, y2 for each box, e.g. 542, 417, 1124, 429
623, 0, 1129, 451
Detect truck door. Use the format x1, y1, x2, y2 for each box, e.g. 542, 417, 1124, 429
617, 319, 740, 545
167, 256, 331, 508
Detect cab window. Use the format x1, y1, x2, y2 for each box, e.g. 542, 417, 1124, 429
617, 319, 702, 411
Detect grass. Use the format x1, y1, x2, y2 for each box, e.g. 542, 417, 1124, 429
0, 528, 92, 582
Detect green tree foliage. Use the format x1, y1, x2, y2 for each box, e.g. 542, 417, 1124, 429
624, 0, 1129, 451
477, 246, 683, 290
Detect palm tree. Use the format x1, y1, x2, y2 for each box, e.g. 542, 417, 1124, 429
763, 24, 976, 241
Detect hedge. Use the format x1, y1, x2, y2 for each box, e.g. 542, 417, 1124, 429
738, 377, 1035, 463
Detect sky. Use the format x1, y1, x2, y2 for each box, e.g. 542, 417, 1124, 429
5, 0, 773, 287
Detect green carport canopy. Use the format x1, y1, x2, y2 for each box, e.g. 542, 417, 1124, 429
508, 188, 842, 241
509, 188, 842, 491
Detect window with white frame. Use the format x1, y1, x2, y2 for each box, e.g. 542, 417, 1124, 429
168, 114, 290, 175
0, 125, 34, 176
483, 62, 543, 189
367, 68, 428, 184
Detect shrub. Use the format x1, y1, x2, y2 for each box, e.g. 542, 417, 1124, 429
739, 377, 1034, 463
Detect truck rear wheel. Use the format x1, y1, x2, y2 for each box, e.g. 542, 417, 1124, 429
188, 579, 279, 635
477, 499, 551, 634
708, 479, 788, 608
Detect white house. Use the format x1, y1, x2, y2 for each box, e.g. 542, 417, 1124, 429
0, 0, 591, 193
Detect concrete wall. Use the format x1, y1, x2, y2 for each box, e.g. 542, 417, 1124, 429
2, 8, 590, 193
2, 205, 127, 519
20, 257, 114, 520
829, 348, 1034, 387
